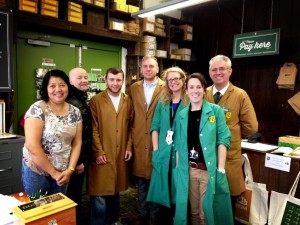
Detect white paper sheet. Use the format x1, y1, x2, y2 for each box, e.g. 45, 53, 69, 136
241, 141, 278, 152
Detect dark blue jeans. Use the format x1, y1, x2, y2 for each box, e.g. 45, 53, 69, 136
137, 177, 159, 220
90, 194, 120, 225
21, 160, 67, 196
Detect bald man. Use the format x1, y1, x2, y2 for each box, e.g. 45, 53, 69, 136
67, 67, 92, 220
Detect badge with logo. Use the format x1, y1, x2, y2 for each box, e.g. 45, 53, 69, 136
209, 116, 216, 123
226, 112, 232, 119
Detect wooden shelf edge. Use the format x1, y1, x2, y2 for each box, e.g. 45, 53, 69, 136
16, 12, 140, 42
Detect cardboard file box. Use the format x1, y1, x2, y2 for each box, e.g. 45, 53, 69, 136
12, 193, 77, 225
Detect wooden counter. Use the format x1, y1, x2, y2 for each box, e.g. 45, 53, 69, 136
243, 148, 300, 198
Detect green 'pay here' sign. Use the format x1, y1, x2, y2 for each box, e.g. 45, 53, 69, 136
233, 29, 280, 58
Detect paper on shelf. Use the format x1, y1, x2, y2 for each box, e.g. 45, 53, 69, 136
241, 141, 278, 152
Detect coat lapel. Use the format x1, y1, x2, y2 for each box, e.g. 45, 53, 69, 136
200, 101, 212, 132
180, 106, 189, 141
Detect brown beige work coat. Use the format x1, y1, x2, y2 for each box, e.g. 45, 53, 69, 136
88, 90, 133, 196
206, 83, 258, 196
128, 78, 165, 179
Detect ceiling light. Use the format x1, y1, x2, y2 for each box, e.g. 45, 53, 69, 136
131, 0, 214, 18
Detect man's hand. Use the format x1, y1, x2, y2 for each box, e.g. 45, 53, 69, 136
125, 150, 132, 161
76, 163, 85, 174
95, 155, 107, 165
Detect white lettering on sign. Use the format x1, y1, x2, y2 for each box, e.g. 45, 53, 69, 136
239, 40, 272, 52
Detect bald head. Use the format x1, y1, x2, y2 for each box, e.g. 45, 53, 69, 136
69, 67, 89, 91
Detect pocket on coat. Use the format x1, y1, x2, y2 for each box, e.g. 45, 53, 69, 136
216, 170, 231, 194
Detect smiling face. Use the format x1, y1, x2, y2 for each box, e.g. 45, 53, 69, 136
47, 77, 69, 104
209, 59, 232, 90
140, 57, 159, 82
186, 77, 205, 105
167, 71, 184, 94
69, 68, 89, 91
105, 72, 124, 96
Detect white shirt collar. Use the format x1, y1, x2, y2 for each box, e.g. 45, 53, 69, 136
213, 82, 230, 96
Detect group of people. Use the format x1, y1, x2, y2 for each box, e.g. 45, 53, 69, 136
21, 54, 258, 225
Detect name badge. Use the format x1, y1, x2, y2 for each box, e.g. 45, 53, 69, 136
166, 130, 174, 145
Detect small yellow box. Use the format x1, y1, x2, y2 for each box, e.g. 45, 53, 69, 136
111, 2, 128, 13
68, 10, 82, 18
68, 15, 83, 24
19, 0, 38, 13
81, 0, 93, 3
12, 193, 77, 224
94, 0, 105, 7
68, 1, 82, 13
41, 3, 58, 11
41, 0, 58, 6
128, 5, 139, 13
111, 0, 126, 4
41, 8, 58, 18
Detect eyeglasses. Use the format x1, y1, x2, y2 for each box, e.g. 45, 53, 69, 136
167, 77, 182, 83
210, 67, 229, 73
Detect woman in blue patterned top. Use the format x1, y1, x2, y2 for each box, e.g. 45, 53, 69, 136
22, 69, 82, 197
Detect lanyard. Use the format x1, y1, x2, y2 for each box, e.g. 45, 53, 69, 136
169, 100, 181, 130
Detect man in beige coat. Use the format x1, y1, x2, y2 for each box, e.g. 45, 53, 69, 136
88, 68, 133, 225
128, 55, 165, 225
205, 55, 258, 217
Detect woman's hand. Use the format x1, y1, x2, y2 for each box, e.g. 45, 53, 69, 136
55, 169, 73, 186
76, 163, 85, 174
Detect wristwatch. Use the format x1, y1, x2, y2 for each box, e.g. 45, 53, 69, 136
217, 168, 226, 174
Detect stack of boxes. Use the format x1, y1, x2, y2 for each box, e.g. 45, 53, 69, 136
124, 19, 140, 36
141, 35, 156, 56
68, 1, 83, 24
142, 16, 155, 34
178, 24, 193, 41
170, 48, 192, 61
154, 18, 166, 37
41, 0, 59, 18
19, 0, 38, 14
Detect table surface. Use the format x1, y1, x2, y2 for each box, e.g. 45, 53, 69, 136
11, 192, 30, 203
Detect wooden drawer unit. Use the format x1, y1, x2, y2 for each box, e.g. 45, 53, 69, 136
0, 137, 25, 194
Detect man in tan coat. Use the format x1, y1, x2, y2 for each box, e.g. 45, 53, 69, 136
128, 55, 165, 225
88, 68, 133, 225
205, 54, 258, 217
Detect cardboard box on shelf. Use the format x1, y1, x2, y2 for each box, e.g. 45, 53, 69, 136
41, 8, 58, 18
155, 22, 165, 29
178, 24, 193, 33
128, 5, 139, 13
143, 16, 155, 23
81, 0, 93, 3
94, 0, 105, 7
142, 35, 156, 43
19, 0, 38, 14
143, 22, 155, 33
111, 2, 128, 13
140, 49, 156, 56
41, 2, 58, 11
154, 27, 166, 36
109, 20, 125, 32
141, 42, 157, 50
278, 136, 300, 150
183, 32, 193, 41
41, 0, 58, 6
181, 54, 191, 61
156, 50, 167, 58
68, 1, 82, 13
111, 0, 126, 4
155, 18, 164, 24
171, 48, 192, 55
68, 15, 83, 24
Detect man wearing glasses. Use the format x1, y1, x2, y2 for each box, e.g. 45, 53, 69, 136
205, 54, 258, 218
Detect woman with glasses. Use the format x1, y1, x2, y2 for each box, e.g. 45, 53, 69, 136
173, 73, 233, 225
147, 67, 188, 224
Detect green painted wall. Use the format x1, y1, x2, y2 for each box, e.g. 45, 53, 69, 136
15, 30, 122, 134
